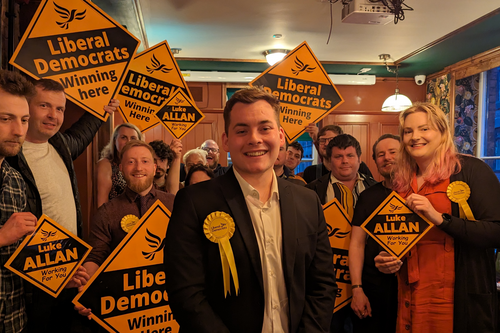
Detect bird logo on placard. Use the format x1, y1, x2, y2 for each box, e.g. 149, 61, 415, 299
389, 203, 403, 213
146, 54, 172, 74
40, 229, 57, 242
54, 3, 86, 30
142, 229, 166, 260
327, 225, 349, 239
175, 97, 185, 105
291, 57, 316, 76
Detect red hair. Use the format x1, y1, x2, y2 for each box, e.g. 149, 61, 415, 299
392, 102, 461, 192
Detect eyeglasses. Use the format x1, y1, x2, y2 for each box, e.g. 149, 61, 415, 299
202, 147, 219, 153
318, 137, 335, 145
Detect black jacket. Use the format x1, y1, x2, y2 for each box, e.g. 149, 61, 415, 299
164, 168, 336, 333
438, 154, 500, 333
6, 112, 102, 238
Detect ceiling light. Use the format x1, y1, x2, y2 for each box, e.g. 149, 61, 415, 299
379, 54, 412, 112
382, 89, 413, 112
263, 49, 289, 66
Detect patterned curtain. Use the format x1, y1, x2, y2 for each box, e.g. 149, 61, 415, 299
454, 74, 479, 156
426, 73, 451, 115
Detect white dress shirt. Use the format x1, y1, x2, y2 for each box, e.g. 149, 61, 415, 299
234, 169, 289, 333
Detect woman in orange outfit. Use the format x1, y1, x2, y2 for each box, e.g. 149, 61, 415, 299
375, 102, 500, 333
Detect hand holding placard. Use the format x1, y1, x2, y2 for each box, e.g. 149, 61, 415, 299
0, 212, 37, 247
374, 251, 403, 274
361, 192, 433, 260
405, 193, 444, 226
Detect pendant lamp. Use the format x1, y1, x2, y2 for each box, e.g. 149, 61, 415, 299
379, 54, 412, 112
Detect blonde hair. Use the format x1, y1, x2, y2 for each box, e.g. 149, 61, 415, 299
392, 102, 461, 192
100, 123, 143, 163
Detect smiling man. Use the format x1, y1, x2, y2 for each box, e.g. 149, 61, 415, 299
349, 134, 400, 333
83, 141, 174, 277
200, 139, 229, 177
6, 78, 119, 333
77, 140, 174, 319
165, 87, 336, 333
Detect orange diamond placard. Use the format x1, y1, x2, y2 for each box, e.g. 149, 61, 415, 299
116, 41, 193, 132
360, 192, 434, 259
10, 0, 140, 121
323, 198, 352, 313
73, 201, 179, 333
5, 215, 91, 298
250, 41, 344, 143
155, 89, 205, 139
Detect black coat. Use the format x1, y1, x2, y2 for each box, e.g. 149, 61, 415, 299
439, 154, 500, 333
164, 168, 337, 333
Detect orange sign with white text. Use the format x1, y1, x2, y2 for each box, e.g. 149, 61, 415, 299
250, 42, 343, 142
116, 41, 193, 132
323, 199, 352, 313
73, 201, 179, 333
10, 0, 140, 121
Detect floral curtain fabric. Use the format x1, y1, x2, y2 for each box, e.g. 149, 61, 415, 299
454, 74, 479, 156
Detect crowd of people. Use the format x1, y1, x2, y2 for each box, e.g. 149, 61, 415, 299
1, 68, 500, 333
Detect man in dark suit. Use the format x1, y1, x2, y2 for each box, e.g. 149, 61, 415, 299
164, 87, 337, 333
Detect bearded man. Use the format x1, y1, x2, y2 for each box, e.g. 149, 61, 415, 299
82, 141, 174, 278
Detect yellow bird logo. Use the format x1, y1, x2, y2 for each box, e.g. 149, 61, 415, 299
291, 57, 316, 76
146, 54, 172, 74
40, 229, 57, 242
142, 229, 166, 260
327, 225, 349, 239
54, 3, 86, 30
389, 203, 403, 213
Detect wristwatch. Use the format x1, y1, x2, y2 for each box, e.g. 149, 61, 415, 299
441, 213, 452, 224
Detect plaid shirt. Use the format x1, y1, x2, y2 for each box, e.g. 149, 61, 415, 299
0, 160, 27, 333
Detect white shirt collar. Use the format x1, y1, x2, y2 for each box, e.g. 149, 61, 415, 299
233, 168, 280, 202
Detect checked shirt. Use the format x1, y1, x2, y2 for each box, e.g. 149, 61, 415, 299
0, 160, 27, 333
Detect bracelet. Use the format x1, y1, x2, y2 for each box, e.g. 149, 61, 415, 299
351, 285, 363, 289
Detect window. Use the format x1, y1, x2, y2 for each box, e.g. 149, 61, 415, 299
478, 67, 500, 180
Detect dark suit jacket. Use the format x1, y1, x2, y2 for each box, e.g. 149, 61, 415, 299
164, 168, 337, 333
306, 172, 377, 205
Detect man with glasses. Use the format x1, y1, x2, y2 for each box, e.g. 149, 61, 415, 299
303, 125, 372, 183
200, 139, 229, 177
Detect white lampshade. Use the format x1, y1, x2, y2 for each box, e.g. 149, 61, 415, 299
263, 49, 289, 66
381, 89, 412, 112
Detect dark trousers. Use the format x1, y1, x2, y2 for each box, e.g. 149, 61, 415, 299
25, 287, 101, 333
351, 280, 398, 333
330, 305, 354, 333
